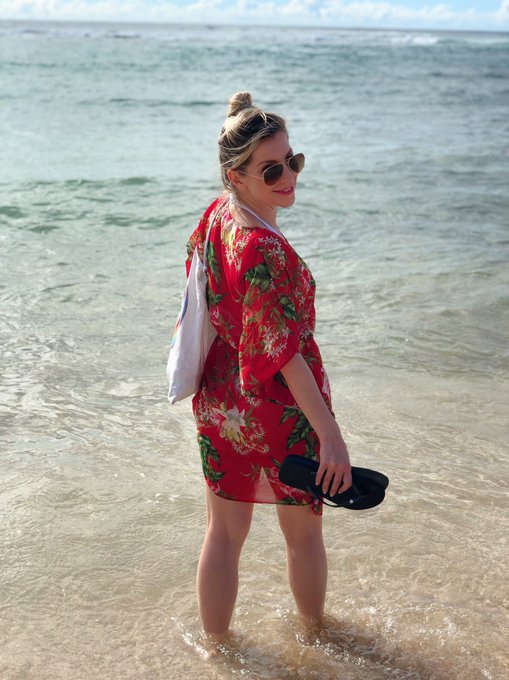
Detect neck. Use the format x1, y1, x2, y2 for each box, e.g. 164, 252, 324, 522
231, 192, 277, 228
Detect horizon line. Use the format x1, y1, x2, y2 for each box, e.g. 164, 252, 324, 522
1, 17, 509, 36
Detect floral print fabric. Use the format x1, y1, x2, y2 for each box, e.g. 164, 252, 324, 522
188, 196, 332, 513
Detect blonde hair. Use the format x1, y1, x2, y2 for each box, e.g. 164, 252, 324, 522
218, 92, 287, 191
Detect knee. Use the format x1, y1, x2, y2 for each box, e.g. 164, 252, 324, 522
281, 524, 323, 554
206, 520, 250, 551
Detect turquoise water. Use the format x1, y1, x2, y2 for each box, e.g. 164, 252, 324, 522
1, 20, 508, 679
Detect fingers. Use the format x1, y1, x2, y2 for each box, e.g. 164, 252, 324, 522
316, 464, 352, 497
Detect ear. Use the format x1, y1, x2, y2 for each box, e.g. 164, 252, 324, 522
227, 168, 246, 189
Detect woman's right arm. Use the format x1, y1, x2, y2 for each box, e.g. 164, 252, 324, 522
280, 352, 352, 496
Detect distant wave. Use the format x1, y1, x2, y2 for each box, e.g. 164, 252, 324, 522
390, 34, 439, 46
119, 177, 155, 186
104, 98, 218, 109
111, 31, 141, 39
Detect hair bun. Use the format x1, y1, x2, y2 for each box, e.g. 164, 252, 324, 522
227, 92, 253, 117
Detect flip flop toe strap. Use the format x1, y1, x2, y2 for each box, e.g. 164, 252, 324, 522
306, 484, 368, 508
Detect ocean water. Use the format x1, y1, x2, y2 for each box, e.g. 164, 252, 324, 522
1, 19, 508, 680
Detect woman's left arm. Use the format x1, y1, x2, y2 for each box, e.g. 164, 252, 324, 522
280, 352, 352, 496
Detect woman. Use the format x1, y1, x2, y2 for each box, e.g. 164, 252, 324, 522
186, 92, 351, 636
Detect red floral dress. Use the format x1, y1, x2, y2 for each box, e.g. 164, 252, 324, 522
187, 196, 332, 513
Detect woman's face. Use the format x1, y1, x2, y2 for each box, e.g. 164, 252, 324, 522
231, 130, 300, 210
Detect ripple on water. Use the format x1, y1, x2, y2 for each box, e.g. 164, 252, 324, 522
0, 205, 26, 219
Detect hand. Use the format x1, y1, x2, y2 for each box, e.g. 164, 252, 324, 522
315, 432, 352, 497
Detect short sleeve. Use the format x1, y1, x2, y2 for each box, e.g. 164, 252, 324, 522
238, 233, 300, 395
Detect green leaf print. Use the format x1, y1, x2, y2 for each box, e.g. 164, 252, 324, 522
244, 372, 260, 391
198, 434, 225, 484
241, 462, 262, 482
274, 371, 289, 388
214, 311, 235, 345
186, 238, 196, 259
286, 412, 315, 452
217, 489, 236, 501
243, 307, 265, 329
207, 287, 225, 307
279, 295, 297, 321
206, 241, 220, 281
280, 406, 300, 424
279, 497, 302, 506
198, 434, 219, 461
244, 263, 272, 292
304, 432, 318, 459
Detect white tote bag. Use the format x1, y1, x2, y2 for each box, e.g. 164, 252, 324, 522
166, 213, 218, 404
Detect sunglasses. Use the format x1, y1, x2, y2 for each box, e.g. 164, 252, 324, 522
241, 153, 305, 187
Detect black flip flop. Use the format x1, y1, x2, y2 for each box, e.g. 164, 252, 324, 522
278, 454, 389, 510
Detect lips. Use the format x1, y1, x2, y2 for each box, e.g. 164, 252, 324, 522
274, 186, 294, 195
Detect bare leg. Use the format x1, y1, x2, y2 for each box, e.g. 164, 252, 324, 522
196, 485, 254, 635
277, 505, 327, 622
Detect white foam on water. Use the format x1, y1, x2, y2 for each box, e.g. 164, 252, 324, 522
390, 33, 440, 46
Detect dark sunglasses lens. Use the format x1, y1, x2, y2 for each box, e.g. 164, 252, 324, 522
263, 154, 305, 186
263, 164, 284, 186
289, 153, 305, 173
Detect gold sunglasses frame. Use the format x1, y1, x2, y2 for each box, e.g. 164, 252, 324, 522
239, 153, 305, 186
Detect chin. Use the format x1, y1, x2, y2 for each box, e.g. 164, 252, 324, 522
277, 193, 296, 208
272, 188, 296, 208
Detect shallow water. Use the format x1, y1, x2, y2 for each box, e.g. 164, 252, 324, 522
1, 20, 508, 679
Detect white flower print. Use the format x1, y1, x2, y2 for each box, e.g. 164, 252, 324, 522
263, 329, 288, 360
213, 404, 247, 444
